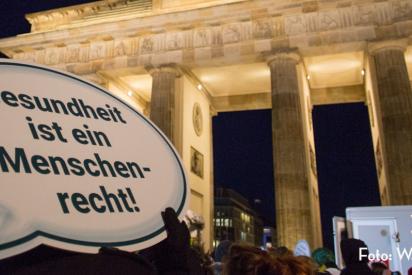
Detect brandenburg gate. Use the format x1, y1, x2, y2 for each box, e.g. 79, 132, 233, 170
1, 0, 412, 250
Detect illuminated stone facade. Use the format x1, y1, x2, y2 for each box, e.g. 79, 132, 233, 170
1, 0, 412, 249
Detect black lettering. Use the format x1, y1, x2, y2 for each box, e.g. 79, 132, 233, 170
79, 99, 98, 119
113, 107, 127, 124
33, 96, 52, 112
114, 161, 130, 178
127, 162, 144, 178
67, 98, 83, 117
1, 91, 18, 107
38, 124, 55, 141
51, 122, 67, 143
95, 153, 116, 177
84, 159, 100, 177
18, 94, 35, 109
50, 99, 69, 115
26, 116, 39, 140
118, 189, 134, 212
67, 157, 85, 176
31, 155, 50, 174
71, 193, 90, 214
100, 186, 123, 213
89, 193, 106, 213
96, 107, 111, 121
94, 130, 111, 147
72, 128, 88, 145
57, 193, 70, 214
48, 156, 70, 175
0, 147, 31, 173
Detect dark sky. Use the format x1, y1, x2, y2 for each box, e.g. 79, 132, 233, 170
0, 1, 381, 250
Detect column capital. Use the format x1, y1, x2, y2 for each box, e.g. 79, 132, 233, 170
265, 50, 301, 66
368, 39, 408, 55
145, 63, 182, 77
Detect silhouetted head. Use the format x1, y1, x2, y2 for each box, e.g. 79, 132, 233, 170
312, 247, 335, 267
214, 240, 232, 262
340, 238, 369, 265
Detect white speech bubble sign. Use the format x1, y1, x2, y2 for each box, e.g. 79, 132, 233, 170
0, 59, 188, 259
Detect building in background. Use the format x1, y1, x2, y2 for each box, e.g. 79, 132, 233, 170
214, 187, 263, 248
263, 226, 276, 249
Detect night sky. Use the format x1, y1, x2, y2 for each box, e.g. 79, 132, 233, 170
0, 1, 381, 250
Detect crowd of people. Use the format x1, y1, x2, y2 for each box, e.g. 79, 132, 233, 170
204, 238, 401, 275
0, 208, 408, 275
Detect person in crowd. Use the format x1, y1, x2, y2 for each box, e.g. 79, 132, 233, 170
295, 255, 318, 274
292, 240, 318, 274
370, 262, 391, 275
224, 244, 315, 275
211, 240, 232, 275
294, 240, 311, 257
190, 244, 215, 275
268, 246, 293, 258
340, 238, 375, 275
312, 247, 340, 275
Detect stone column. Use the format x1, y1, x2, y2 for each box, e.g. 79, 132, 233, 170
147, 65, 181, 143
369, 40, 412, 204
267, 52, 313, 248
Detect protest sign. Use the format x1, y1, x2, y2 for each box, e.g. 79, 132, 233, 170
0, 60, 188, 259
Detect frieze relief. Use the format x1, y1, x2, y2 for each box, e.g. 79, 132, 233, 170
338, 6, 355, 28
114, 39, 127, 56
79, 44, 90, 63
105, 40, 114, 59
114, 38, 138, 57
305, 12, 320, 33
34, 49, 46, 64
222, 23, 242, 44
45, 47, 60, 65
194, 28, 211, 48
392, 0, 412, 19
13, 0, 412, 67
211, 26, 223, 46
89, 41, 106, 60
272, 16, 285, 37
66, 45, 80, 63
140, 36, 154, 54
285, 14, 306, 35
253, 19, 273, 39
283, 0, 411, 36
355, 4, 376, 26
166, 32, 184, 50
374, 2, 393, 25
319, 11, 339, 31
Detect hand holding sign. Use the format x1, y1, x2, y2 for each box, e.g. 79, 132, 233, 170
0, 60, 188, 259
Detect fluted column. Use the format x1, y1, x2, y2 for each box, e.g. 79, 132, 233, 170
147, 65, 181, 143
268, 52, 313, 248
369, 40, 412, 204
